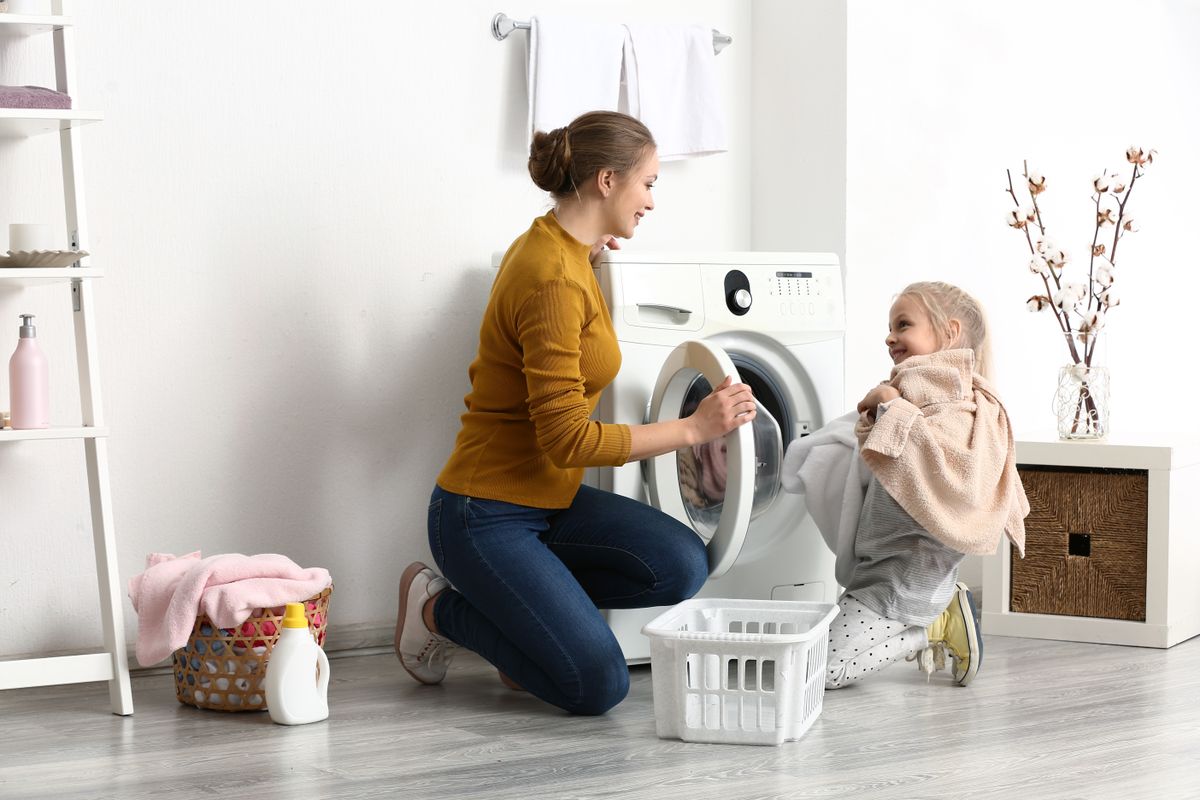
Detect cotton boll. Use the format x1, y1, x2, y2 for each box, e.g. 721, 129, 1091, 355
1052, 288, 1075, 312
1053, 283, 1087, 311
1126, 146, 1156, 167
1079, 310, 1105, 333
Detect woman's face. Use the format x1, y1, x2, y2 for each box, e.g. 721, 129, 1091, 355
604, 151, 658, 239
885, 295, 942, 364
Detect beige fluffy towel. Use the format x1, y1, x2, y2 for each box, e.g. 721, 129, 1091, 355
855, 349, 1029, 557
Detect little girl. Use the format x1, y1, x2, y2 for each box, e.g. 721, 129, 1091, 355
786, 281, 1029, 689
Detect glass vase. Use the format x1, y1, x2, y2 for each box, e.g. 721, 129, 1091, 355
1053, 332, 1108, 440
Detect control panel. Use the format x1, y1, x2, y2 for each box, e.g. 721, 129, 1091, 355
759, 267, 842, 326
597, 253, 845, 343
768, 270, 820, 299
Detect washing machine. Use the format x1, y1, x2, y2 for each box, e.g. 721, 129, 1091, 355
590, 251, 845, 663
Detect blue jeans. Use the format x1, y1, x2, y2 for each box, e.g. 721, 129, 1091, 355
427, 483, 707, 715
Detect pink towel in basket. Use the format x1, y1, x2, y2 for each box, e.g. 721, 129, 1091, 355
0, 85, 72, 109
127, 551, 332, 666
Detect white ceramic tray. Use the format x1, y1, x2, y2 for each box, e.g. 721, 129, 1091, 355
0, 249, 89, 268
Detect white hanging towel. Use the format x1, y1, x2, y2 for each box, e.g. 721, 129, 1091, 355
623, 23, 726, 160
527, 16, 627, 143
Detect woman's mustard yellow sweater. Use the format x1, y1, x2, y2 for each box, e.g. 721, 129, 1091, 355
436, 212, 632, 508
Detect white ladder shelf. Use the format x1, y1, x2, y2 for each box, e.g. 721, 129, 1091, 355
0, 2, 133, 715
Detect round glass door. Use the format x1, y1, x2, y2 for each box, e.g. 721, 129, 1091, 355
675, 374, 782, 532
644, 340, 755, 579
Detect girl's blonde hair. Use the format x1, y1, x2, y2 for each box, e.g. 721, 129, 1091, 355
900, 281, 993, 379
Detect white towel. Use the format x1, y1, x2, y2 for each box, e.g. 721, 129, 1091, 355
527, 16, 627, 143
623, 23, 726, 160
781, 412, 872, 589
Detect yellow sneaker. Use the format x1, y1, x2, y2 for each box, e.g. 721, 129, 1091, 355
924, 582, 981, 686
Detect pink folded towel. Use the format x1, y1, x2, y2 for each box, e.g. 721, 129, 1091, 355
127, 551, 333, 667
0, 85, 72, 109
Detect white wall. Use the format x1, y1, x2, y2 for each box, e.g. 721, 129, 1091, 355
0, 0, 753, 658
846, 0, 1200, 586
751, 0, 846, 260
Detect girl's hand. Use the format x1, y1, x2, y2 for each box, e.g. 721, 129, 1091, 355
590, 235, 620, 264
688, 376, 756, 444
857, 383, 901, 419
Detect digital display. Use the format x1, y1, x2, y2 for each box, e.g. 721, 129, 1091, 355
775, 271, 813, 278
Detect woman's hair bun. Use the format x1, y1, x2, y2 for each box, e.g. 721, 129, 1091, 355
528, 126, 573, 195
528, 112, 655, 200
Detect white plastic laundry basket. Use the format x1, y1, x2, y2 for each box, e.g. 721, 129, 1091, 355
642, 598, 839, 746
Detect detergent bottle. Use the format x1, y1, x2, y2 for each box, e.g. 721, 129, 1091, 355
264, 603, 330, 725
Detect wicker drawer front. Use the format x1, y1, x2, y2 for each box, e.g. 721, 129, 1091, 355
1011, 466, 1148, 621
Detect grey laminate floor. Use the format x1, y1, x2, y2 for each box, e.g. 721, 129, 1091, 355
2, 634, 1199, 800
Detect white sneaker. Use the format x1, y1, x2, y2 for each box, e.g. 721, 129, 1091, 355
395, 561, 457, 685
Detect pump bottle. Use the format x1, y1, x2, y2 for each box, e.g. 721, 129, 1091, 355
9, 314, 49, 430
265, 602, 330, 725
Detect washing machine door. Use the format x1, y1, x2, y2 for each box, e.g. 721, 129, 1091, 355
645, 339, 755, 579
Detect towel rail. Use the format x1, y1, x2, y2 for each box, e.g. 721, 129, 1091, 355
491, 12, 732, 54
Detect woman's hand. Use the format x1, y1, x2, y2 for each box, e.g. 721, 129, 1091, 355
625, 376, 755, 462
688, 376, 756, 444
589, 235, 620, 264
856, 383, 901, 420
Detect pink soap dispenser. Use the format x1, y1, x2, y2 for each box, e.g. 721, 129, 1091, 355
9, 314, 49, 430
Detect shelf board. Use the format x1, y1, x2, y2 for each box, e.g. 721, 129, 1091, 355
0, 109, 102, 137
0, 426, 109, 442
0, 652, 113, 690
1016, 434, 1200, 471
0, 266, 102, 281
0, 14, 73, 36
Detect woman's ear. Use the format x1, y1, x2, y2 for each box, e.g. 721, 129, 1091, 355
596, 168, 616, 198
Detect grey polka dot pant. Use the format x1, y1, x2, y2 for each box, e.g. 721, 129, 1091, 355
825, 593, 929, 690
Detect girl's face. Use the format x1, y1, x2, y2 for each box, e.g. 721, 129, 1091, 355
603, 150, 658, 239
885, 295, 943, 364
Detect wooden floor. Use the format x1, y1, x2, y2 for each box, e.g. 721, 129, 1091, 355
2, 634, 1199, 799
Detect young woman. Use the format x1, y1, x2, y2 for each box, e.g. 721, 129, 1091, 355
395, 111, 756, 715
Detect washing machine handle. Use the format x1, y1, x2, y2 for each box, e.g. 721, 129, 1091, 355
644, 340, 755, 579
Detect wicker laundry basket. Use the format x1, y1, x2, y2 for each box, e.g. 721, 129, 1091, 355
173, 586, 331, 711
